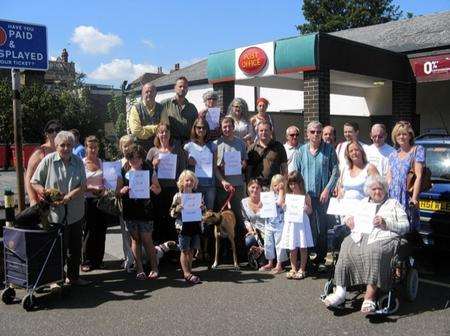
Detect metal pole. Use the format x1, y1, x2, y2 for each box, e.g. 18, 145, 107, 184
11, 68, 26, 211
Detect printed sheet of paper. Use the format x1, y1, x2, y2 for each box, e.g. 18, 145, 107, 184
181, 193, 202, 222
327, 197, 359, 216
260, 192, 277, 218
285, 194, 305, 223
206, 107, 221, 130
103, 161, 122, 190
129, 170, 150, 199
224, 151, 241, 176
353, 202, 377, 234
191, 148, 213, 178
157, 153, 177, 179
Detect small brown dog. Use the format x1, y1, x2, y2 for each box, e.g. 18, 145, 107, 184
202, 209, 239, 270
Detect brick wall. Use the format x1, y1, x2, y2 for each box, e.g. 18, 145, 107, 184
213, 81, 235, 115
303, 69, 330, 139
392, 81, 419, 134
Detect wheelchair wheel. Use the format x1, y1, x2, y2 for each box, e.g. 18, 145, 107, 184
21, 294, 36, 312
404, 268, 419, 302
377, 293, 400, 315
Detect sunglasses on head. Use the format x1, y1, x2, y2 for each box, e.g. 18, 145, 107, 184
46, 127, 61, 133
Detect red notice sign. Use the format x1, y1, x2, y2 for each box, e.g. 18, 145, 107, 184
410, 54, 450, 82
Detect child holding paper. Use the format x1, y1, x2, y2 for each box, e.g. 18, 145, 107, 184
280, 171, 314, 280
117, 144, 161, 280
259, 174, 288, 274
170, 170, 205, 284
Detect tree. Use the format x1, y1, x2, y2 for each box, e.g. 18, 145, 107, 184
0, 79, 13, 144
297, 0, 403, 34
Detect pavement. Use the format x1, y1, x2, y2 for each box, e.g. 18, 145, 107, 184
0, 170, 449, 335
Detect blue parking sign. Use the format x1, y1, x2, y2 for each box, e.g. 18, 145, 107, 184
0, 19, 48, 71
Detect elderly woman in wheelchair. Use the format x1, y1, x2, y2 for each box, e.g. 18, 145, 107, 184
322, 175, 411, 314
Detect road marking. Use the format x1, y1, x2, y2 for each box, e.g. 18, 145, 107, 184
419, 278, 450, 288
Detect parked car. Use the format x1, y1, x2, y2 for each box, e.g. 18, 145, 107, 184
415, 134, 450, 254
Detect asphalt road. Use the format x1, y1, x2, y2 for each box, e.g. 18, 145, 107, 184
1, 226, 449, 336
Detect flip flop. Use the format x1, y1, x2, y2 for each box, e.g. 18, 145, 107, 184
270, 268, 284, 275
259, 265, 273, 272
286, 269, 297, 279
293, 270, 307, 280
185, 274, 201, 284
148, 271, 159, 280
136, 272, 146, 281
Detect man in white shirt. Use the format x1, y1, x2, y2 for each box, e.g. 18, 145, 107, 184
283, 125, 301, 173
365, 123, 395, 177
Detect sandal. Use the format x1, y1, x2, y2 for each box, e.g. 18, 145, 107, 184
293, 270, 307, 280
286, 269, 297, 279
184, 274, 201, 284
136, 272, 146, 281
259, 264, 273, 272
270, 267, 284, 275
148, 271, 159, 280
361, 299, 377, 315
323, 292, 345, 308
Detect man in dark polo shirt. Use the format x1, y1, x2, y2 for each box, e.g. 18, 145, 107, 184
161, 76, 198, 145
247, 120, 288, 187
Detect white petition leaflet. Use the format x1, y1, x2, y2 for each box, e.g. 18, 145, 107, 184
129, 170, 150, 199
191, 149, 213, 178
260, 192, 277, 218
206, 107, 221, 130
224, 151, 241, 176
285, 194, 305, 223
158, 153, 177, 179
327, 197, 342, 215
103, 161, 122, 190
181, 193, 202, 222
353, 202, 377, 234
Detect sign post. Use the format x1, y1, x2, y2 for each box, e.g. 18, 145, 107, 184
0, 19, 48, 211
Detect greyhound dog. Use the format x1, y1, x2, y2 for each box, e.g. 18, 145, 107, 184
202, 208, 239, 270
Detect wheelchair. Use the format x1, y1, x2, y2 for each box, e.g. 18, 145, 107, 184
320, 220, 419, 315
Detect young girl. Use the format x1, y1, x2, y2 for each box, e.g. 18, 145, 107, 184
259, 174, 288, 274
116, 144, 161, 280
280, 171, 314, 280
118, 135, 135, 272
170, 170, 205, 284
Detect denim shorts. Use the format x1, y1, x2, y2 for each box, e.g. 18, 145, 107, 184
125, 220, 153, 233
179, 234, 200, 251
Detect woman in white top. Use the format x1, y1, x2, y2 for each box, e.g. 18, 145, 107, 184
227, 98, 254, 146
338, 141, 379, 200
81, 135, 107, 272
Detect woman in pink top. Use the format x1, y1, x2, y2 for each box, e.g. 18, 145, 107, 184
81, 135, 107, 272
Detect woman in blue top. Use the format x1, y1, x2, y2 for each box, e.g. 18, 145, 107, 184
183, 118, 217, 210
387, 121, 425, 230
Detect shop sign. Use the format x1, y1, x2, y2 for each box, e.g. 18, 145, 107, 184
238, 47, 267, 76
410, 54, 450, 82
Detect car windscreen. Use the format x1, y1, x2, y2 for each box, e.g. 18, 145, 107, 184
423, 144, 450, 180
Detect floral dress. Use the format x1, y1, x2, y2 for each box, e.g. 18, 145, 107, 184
388, 145, 425, 230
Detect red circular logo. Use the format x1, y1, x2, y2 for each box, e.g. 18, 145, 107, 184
0, 27, 7, 46
238, 47, 267, 76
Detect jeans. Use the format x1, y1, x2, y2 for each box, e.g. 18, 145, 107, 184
309, 196, 332, 264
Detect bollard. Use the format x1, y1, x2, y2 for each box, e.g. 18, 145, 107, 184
4, 187, 15, 227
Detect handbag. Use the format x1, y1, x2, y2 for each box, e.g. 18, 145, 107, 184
96, 190, 122, 216
406, 146, 432, 196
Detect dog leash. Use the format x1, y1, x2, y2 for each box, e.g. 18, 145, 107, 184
220, 189, 235, 212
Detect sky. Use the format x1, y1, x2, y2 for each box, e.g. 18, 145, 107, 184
3, 0, 449, 87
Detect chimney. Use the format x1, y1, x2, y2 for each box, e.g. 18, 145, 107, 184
61, 48, 68, 63
174, 63, 180, 71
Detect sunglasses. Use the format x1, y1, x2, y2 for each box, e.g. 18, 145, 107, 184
309, 130, 322, 134
289, 133, 299, 137
195, 126, 206, 130
46, 127, 61, 133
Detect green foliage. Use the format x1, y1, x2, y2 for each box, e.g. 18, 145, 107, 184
0, 79, 13, 143
297, 0, 403, 34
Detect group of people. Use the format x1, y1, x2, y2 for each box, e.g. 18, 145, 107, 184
24, 76, 426, 314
